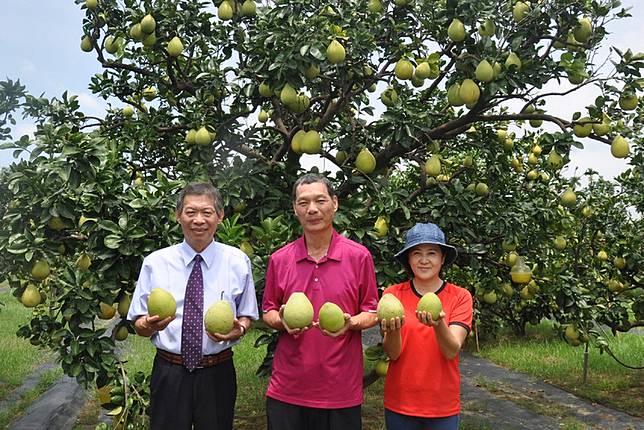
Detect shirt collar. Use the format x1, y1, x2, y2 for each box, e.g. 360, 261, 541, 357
179, 240, 217, 269
294, 230, 342, 262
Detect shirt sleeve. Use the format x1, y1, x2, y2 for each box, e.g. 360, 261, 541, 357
235, 255, 259, 320
261, 255, 283, 313
448, 287, 473, 331
358, 252, 379, 313
127, 257, 152, 321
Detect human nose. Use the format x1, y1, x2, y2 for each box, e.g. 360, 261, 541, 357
306, 201, 319, 213
192, 212, 206, 223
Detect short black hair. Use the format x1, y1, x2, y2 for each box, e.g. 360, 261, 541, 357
176, 182, 224, 213
292, 173, 337, 201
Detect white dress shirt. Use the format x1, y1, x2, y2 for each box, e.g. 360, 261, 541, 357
128, 239, 259, 354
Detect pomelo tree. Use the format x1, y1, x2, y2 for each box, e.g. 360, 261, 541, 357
0, 0, 642, 425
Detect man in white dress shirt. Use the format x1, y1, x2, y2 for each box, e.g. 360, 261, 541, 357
128, 182, 258, 430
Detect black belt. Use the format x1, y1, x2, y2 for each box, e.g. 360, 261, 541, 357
156, 348, 233, 368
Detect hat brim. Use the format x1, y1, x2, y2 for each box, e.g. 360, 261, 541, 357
394, 242, 458, 268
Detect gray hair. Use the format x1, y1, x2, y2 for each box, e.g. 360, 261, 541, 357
176, 182, 224, 213
292, 173, 337, 201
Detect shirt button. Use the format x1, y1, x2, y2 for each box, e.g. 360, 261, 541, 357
315, 265, 318, 268
314, 278, 318, 282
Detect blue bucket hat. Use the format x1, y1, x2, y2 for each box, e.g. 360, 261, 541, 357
394, 223, 458, 268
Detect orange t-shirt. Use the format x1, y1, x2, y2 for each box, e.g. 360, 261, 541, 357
383, 280, 473, 418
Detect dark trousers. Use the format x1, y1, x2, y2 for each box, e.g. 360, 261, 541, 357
384, 408, 459, 430
266, 396, 361, 430
149, 353, 237, 430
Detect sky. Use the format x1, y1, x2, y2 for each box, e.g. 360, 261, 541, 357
1, 0, 642, 180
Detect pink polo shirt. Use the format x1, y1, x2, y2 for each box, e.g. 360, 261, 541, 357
262, 230, 379, 408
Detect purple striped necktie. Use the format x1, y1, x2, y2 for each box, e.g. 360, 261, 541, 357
181, 254, 203, 370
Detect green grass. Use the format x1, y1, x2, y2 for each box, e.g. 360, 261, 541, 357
232, 329, 269, 428
0, 290, 54, 399
473, 321, 644, 417
0, 367, 62, 428
121, 332, 156, 376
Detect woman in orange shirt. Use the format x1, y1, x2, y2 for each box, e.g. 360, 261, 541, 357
380, 223, 473, 430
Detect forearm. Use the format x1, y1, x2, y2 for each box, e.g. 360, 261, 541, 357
382, 330, 402, 360
238, 316, 252, 332
262, 309, 285, 330
434, 322, 466, 360
348, 311, 378, 331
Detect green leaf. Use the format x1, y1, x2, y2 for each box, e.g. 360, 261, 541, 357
128, 198, 145, 209
104, 235, 123, 249
99, 220, 122, 234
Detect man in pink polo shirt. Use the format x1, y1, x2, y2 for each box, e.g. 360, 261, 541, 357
262, 173, 379, 430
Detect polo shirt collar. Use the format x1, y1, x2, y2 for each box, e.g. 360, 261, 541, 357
179, 240, 217, 269
294, 229, 342, 262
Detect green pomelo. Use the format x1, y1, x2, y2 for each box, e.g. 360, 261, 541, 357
414, 62, 431, 79
483, 291, 497, 304
447, 19, 466, 42
280, 83, 297, 106
394, 59, 414, 80
377, 294, 404, 320
204, 300, 235, 334
22, 285, 42, 308
218, 1, 233, 20
611, 135, 630, 158
447, 83, 463, 106
374, 359, 389, 377
305, 64, 320, 80
147, 288, 176, 319
117, 294, 131, 317
140, 14, 156, 34
475, 59, 494, 82
99, 302, 116, 319
259, 82, 273, 97
355, 148, 376, 174
282, 292, 314, 329
195, 127, 211, 145
380, 87, 398, 107
240, 0, 257, 17
114, 325, 129, 341
424, 156, 441, 177
31, 260, 50, 281
326, 40, 346, 64
291, 130, 306, 154
301, 130, 321, 154
459, 79, 480, 105
417, 292, 442, 320
318, 302, 345, 333
564, 324, 580, 340
167, 36, 184, 57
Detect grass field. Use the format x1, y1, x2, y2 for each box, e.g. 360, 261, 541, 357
472, 322, 644, 417
0, 289, 62, 427
0, 290, 54, 397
